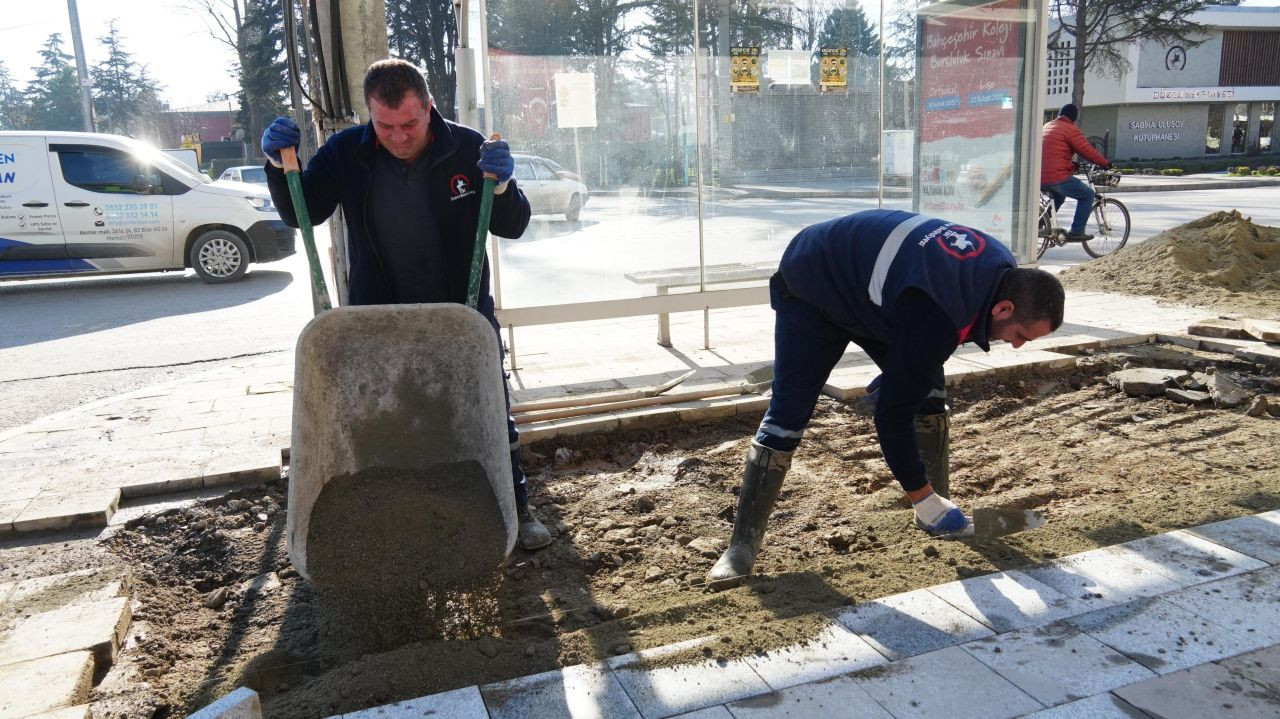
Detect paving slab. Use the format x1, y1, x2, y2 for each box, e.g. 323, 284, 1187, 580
1184, 515, 1280, 564
21, 705, 92, 719
188, 687, 261, 719
1112, 661, 1280, 718
0, 500, 27, 537
1017, 693, 1160, 719
606, 637, 771, 719
741, 616, 887, 691
11, 489, 120, 533
0, 596, 130, 667
1241, 319, 1280, 343
834, 588, 995, 660
1066, 597, 1256, 675
1, 567, 129, 615
1219, 644, 1280, 693
725, 674, 894, 718
852, 645, 1044, 719
338, 685, 489, 718
0, 650, 93, 719
479, 662, 641, 719
1161, 567, 1280, 647
1107, 530, 1268, 585
668, 707, 734, 719
1021, 547, 1187, 608
960, 621, 1155, 706
926, 570, 1091, 634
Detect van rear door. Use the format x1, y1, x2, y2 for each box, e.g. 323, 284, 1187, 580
50, 143, 176, 271
0, 135, 71, 276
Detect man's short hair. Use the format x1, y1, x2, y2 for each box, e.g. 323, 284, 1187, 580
997, 268, 1065, 331
364, 58, 432, 110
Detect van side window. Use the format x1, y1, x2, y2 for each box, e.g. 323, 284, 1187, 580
57, 150, 164, 194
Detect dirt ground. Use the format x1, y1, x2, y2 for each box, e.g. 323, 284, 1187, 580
2, 341, 1275, 718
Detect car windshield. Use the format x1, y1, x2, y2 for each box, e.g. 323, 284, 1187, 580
239, 167, 267, 183
131, 142, 211, 184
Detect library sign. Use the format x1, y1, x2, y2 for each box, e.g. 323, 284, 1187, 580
1130, 118, 1184, 143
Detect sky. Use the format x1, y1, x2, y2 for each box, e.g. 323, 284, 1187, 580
3, 0, 1279, 110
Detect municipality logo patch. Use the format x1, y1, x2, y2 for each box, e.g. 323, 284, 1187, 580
936, 226, 985, 260
450, 174, 474, 200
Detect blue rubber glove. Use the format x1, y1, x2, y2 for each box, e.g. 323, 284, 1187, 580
477, 139, 514, 184
913, 491, 972, 537
262, 117, 300, 166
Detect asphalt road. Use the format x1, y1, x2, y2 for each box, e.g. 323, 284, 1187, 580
1, 185, 1274, 432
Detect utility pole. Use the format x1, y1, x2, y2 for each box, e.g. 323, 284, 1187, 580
66, 0, 95, 132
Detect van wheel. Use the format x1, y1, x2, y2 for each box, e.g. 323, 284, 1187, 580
191, 230, 249, 283
565, 194, 582, 222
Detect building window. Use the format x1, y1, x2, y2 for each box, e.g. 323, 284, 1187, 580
1261, 102, 1275, 153
1206, 103, 1224, 154
1231, 103, 1248, 153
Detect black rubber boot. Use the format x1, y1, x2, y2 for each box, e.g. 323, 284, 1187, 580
914, 411, 951, 499
517, 505, 553, 550
707, 442, 791, 591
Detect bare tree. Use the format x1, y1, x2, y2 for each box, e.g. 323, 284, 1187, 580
185, 0, 286, 148
1049, 0, 1238, 107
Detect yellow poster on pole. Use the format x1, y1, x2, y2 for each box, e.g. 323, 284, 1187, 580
730, 47, 762, 94
820, 47, 848, 93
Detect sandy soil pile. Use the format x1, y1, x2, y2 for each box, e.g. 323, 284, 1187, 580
1060, 210, 1280, 319
29, 344, 1273, 717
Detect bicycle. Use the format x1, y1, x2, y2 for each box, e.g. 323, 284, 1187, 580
1037, 163, 1131, 260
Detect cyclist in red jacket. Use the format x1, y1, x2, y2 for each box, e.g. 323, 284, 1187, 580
1041, 104, 1110, 241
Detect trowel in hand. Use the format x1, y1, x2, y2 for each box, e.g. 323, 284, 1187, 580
935, 507, 1048, 539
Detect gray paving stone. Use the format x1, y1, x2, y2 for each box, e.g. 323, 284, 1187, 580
1017, 693, 1158, 718
742, 616, 886, 690
1186, 515, 1280, 564
725, 674, 894, 718
21, 704, 92, 719
852, 645, 1044, 719
1108, 530, 1267, 585
927, 570, 1091, 633
0, 650, 93, 718
1022, 547, 1186, 609
1113, 661, 1280, 718
0, 596, 130, 667
960, 621, 1155, 706
668, 707, 734, 719
1162, 567, 1280, 647
188, 687, 261, 719
1067, 597, 1256, 675
338, 685, 489, 718
480, 662, 641, 719
11, 489, 120, 533
607, 638, 771, 719
1219, 644, 1280, 693
833, 588, 994, 660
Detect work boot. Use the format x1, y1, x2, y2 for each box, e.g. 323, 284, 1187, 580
517, 504, 553, 550
707, 442, 791, 591
914, 411, 951, 499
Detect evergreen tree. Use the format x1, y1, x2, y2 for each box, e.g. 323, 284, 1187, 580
0, 61, 30, 130
27, 33, 84, 131
386, 0, 459, 119
236, 0, 288, 153
91, 20, 165, 137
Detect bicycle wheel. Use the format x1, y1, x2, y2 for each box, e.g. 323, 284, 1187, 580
1036, 215, 1052, 260
1082, 197, 1130, 258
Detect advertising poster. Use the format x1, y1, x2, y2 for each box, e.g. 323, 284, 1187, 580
819, 47, 848, 93
730, 47, 762, 94
916, 0, 1025, 245
554, 72, 598, 129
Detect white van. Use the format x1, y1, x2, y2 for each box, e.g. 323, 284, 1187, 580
0, 131, 295, 284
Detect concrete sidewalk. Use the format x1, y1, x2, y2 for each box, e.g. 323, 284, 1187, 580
0, 288, 1257, 537
326, 510, 1280, 719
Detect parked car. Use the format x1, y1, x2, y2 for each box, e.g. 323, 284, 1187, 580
0, 131, 295, 284
219, 165, 269, 186
512, 154, 589, 221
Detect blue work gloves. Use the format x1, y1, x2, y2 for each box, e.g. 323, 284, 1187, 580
262, 116, 301, 167
478, 139, 514, 184
913, 491, 973, 538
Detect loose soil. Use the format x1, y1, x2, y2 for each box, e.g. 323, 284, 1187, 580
3, 343, 1274, 718
1059, 210, 1280, 319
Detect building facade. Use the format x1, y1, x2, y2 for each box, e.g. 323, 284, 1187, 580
1046, 6, 1279, 163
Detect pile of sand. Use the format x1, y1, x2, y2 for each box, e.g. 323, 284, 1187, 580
1059, 210, 1280, 319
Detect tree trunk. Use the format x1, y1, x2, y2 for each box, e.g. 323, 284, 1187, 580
1070, 0, 1088, 108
